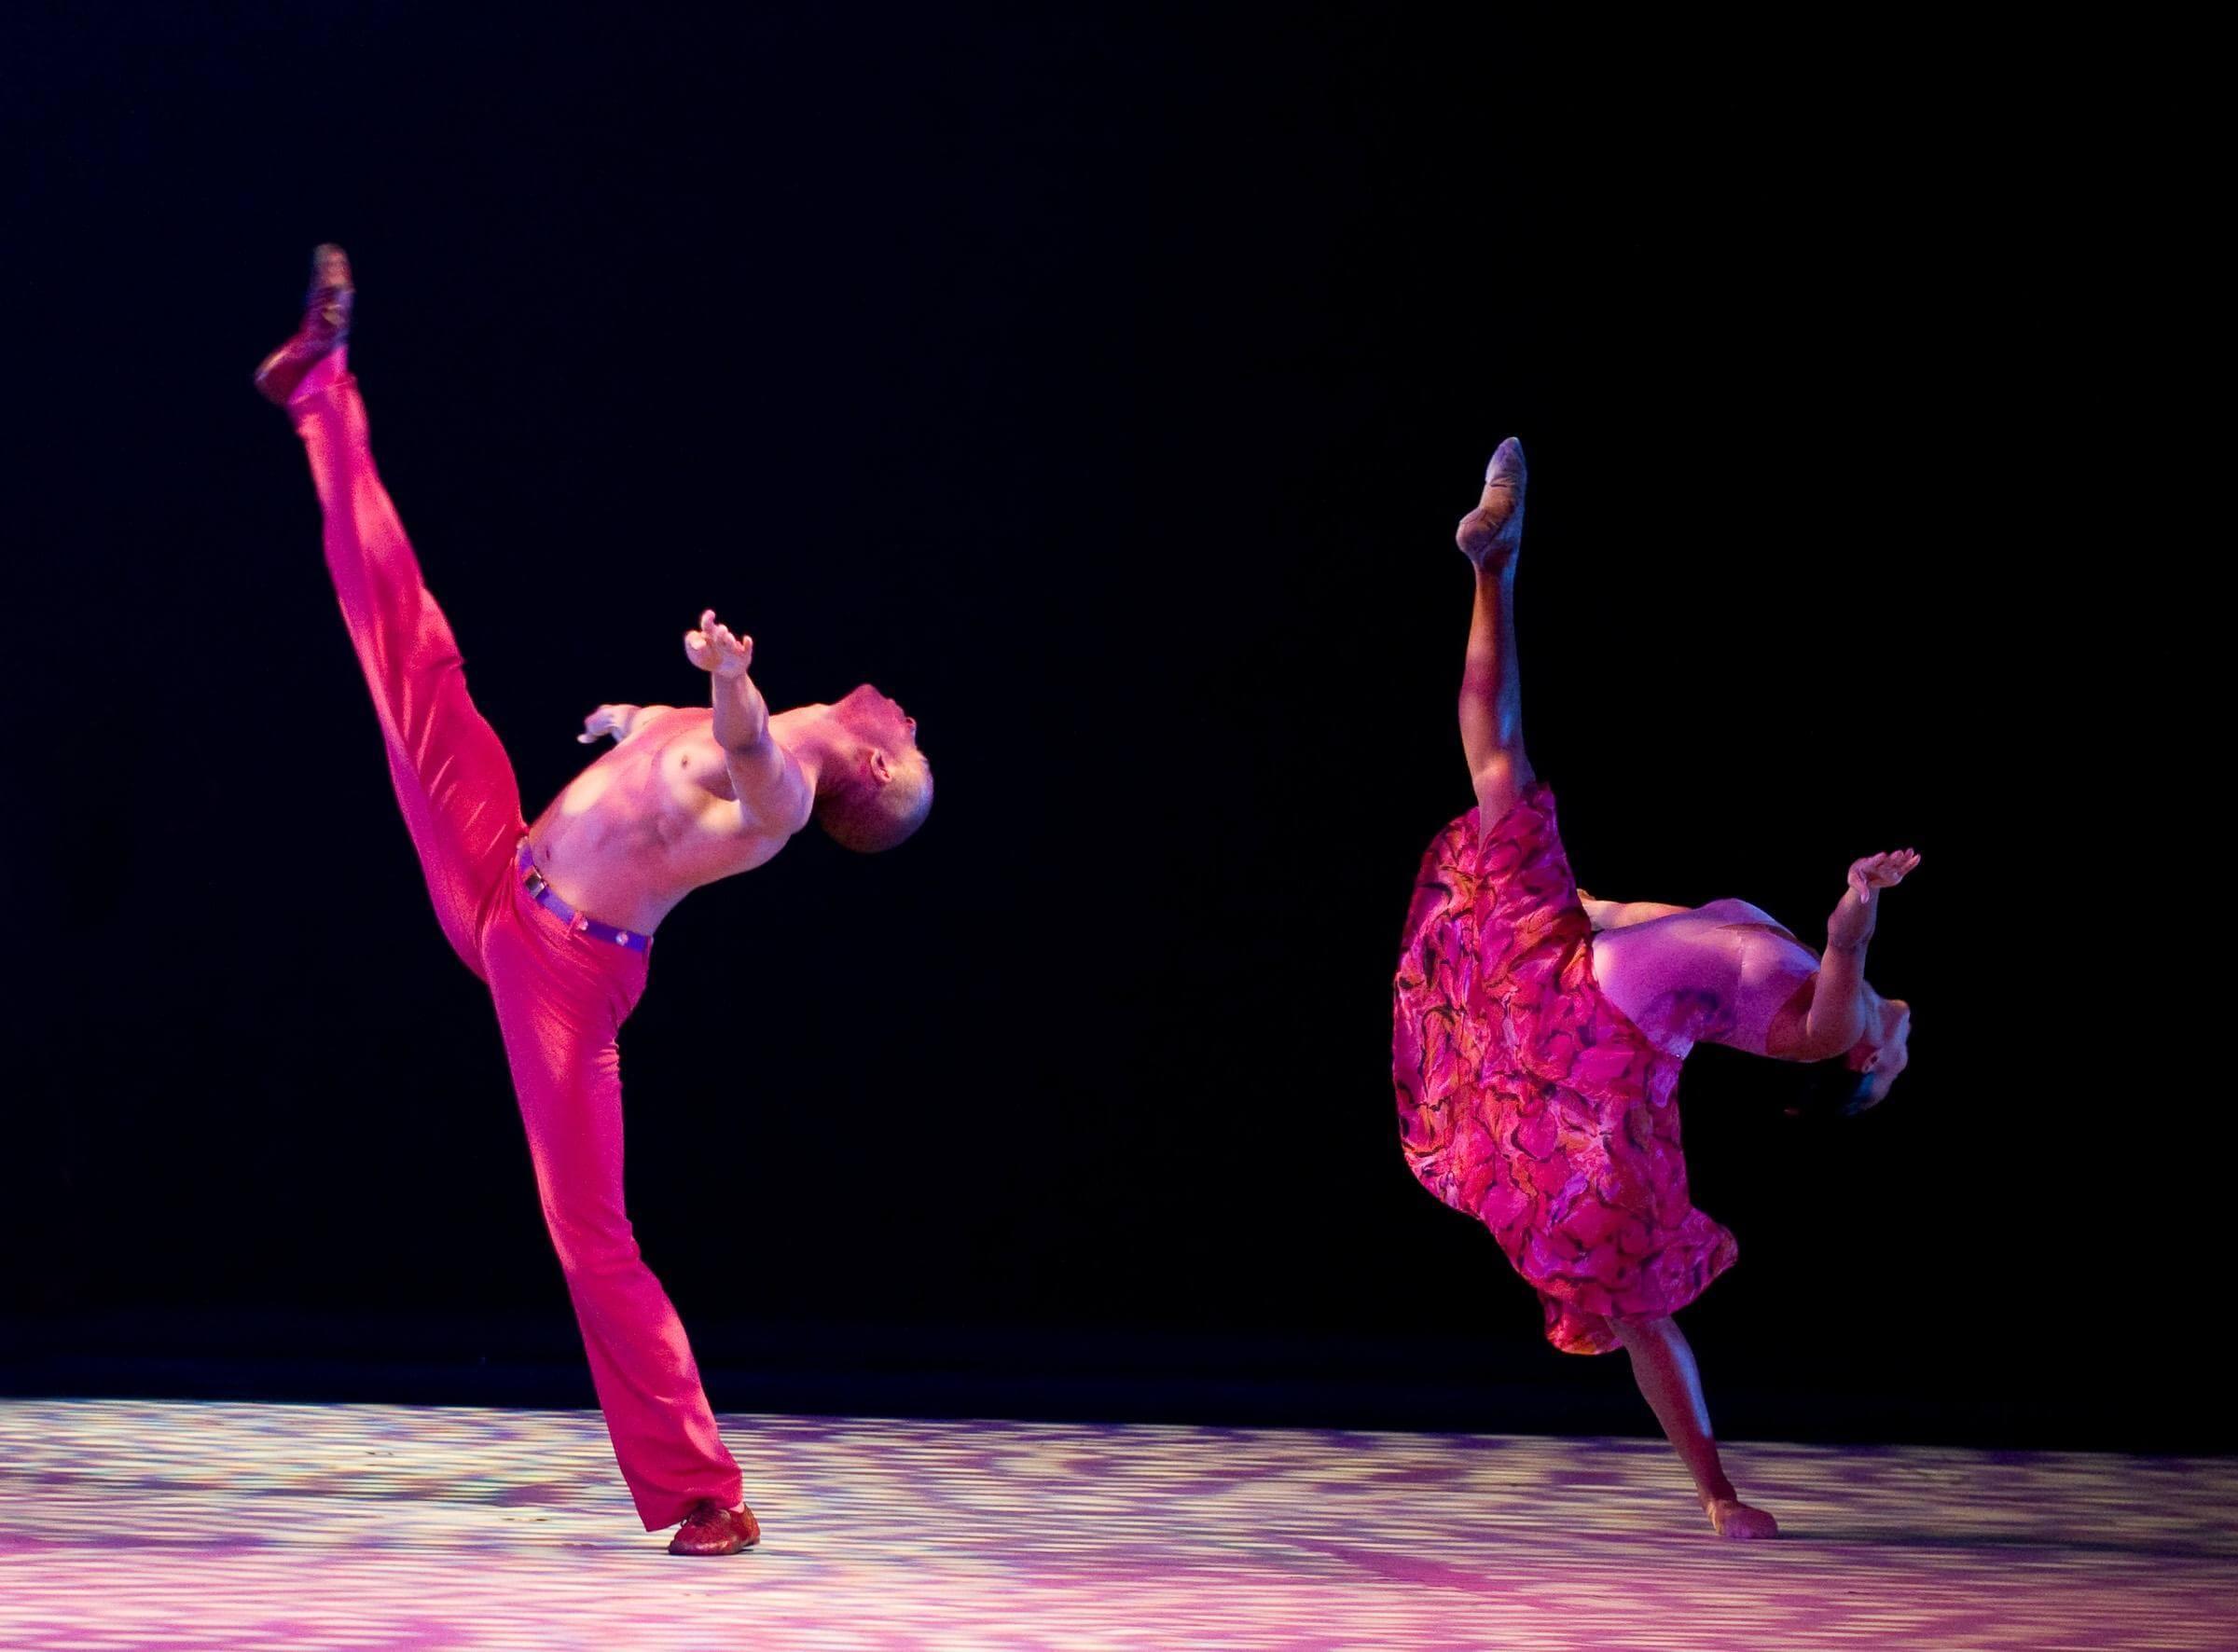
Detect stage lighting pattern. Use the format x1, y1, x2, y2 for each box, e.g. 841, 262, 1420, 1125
0, 1400, 2231, 1650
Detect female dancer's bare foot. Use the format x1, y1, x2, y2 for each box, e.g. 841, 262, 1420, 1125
1706, 1496, 1781, 1539
1457, 436, 1527, 570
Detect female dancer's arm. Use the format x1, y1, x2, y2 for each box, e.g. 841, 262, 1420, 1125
1796, 849, 1921, 1057
1457, 439, 1534, 822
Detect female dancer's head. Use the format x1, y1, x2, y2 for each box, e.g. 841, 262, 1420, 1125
1826, 990, 1911, 1113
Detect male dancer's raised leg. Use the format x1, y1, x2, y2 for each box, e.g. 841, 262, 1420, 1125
261, 247, 520, 967
259, 248, 755, 1553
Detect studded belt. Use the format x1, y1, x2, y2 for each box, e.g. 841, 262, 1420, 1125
516, 839, 653, 953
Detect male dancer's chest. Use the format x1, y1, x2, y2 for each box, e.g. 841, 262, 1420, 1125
531, 715, 780, 923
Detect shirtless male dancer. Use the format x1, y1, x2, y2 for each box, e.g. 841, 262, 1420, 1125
256, 246, 932, 1555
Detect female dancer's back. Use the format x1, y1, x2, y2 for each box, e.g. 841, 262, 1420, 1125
1590, 900, 1821, 1059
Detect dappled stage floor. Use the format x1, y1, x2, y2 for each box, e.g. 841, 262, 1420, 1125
0, 1400, 2231, 1650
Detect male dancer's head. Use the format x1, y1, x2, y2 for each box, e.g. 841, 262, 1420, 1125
810, 685, 932, 852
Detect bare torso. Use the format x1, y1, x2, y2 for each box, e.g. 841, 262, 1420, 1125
527, 708, 805, 933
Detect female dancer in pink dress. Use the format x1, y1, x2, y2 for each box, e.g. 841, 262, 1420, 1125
1391, 438, 1916, 1539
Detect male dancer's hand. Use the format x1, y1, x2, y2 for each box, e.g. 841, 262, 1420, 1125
578, 704, 643, 744
684, 610, 753, 679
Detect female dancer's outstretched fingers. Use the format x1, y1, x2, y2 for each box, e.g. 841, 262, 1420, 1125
1846, 850, 1921, 903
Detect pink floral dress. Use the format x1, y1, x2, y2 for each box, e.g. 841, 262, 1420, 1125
1391, 783, 1737, 1354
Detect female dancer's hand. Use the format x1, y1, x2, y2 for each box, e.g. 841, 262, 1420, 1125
1829, 849, 1921, 952
577, 704, 642, 744
1847, 849, 1921, 904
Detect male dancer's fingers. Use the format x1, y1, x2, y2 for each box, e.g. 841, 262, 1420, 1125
685, 617, 754, 676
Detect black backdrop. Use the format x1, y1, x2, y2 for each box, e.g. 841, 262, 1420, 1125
3, 7, 2180, 1448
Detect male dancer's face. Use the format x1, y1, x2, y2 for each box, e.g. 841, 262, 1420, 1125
832, 683, 920, 758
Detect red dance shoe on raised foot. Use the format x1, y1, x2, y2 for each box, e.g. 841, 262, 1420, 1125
667, 1499, 761, 1556
253, 242, 353, 406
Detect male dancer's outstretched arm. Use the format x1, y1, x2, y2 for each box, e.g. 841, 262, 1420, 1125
684, 610, 813, 838
577, 702, 671, 745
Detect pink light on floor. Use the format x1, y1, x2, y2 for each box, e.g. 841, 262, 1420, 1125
0, 1400, 2231, 1650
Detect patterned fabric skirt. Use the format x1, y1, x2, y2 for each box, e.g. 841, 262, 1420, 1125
1391, 782, 1736, 1354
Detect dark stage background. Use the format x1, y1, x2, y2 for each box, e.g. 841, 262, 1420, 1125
3, 7, 2172, 1448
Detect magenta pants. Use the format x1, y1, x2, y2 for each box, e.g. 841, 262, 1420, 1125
292, 372, 741, 1529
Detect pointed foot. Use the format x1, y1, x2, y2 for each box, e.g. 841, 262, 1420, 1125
1457, 436, 1527, 569
254, 243, 354, 406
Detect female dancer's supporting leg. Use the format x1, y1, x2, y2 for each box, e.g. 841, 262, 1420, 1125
1611, 1318, 1776, 1538
1453, 439, 1775, 1540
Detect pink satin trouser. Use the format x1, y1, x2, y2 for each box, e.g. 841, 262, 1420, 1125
292, 372, 740, 1529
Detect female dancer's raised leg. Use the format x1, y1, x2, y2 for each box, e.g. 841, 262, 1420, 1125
1448, 438, 1775, 1539
1456, 438, 1534, 823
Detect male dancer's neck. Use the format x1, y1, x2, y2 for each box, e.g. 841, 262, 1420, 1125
765, 705, 851, 800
